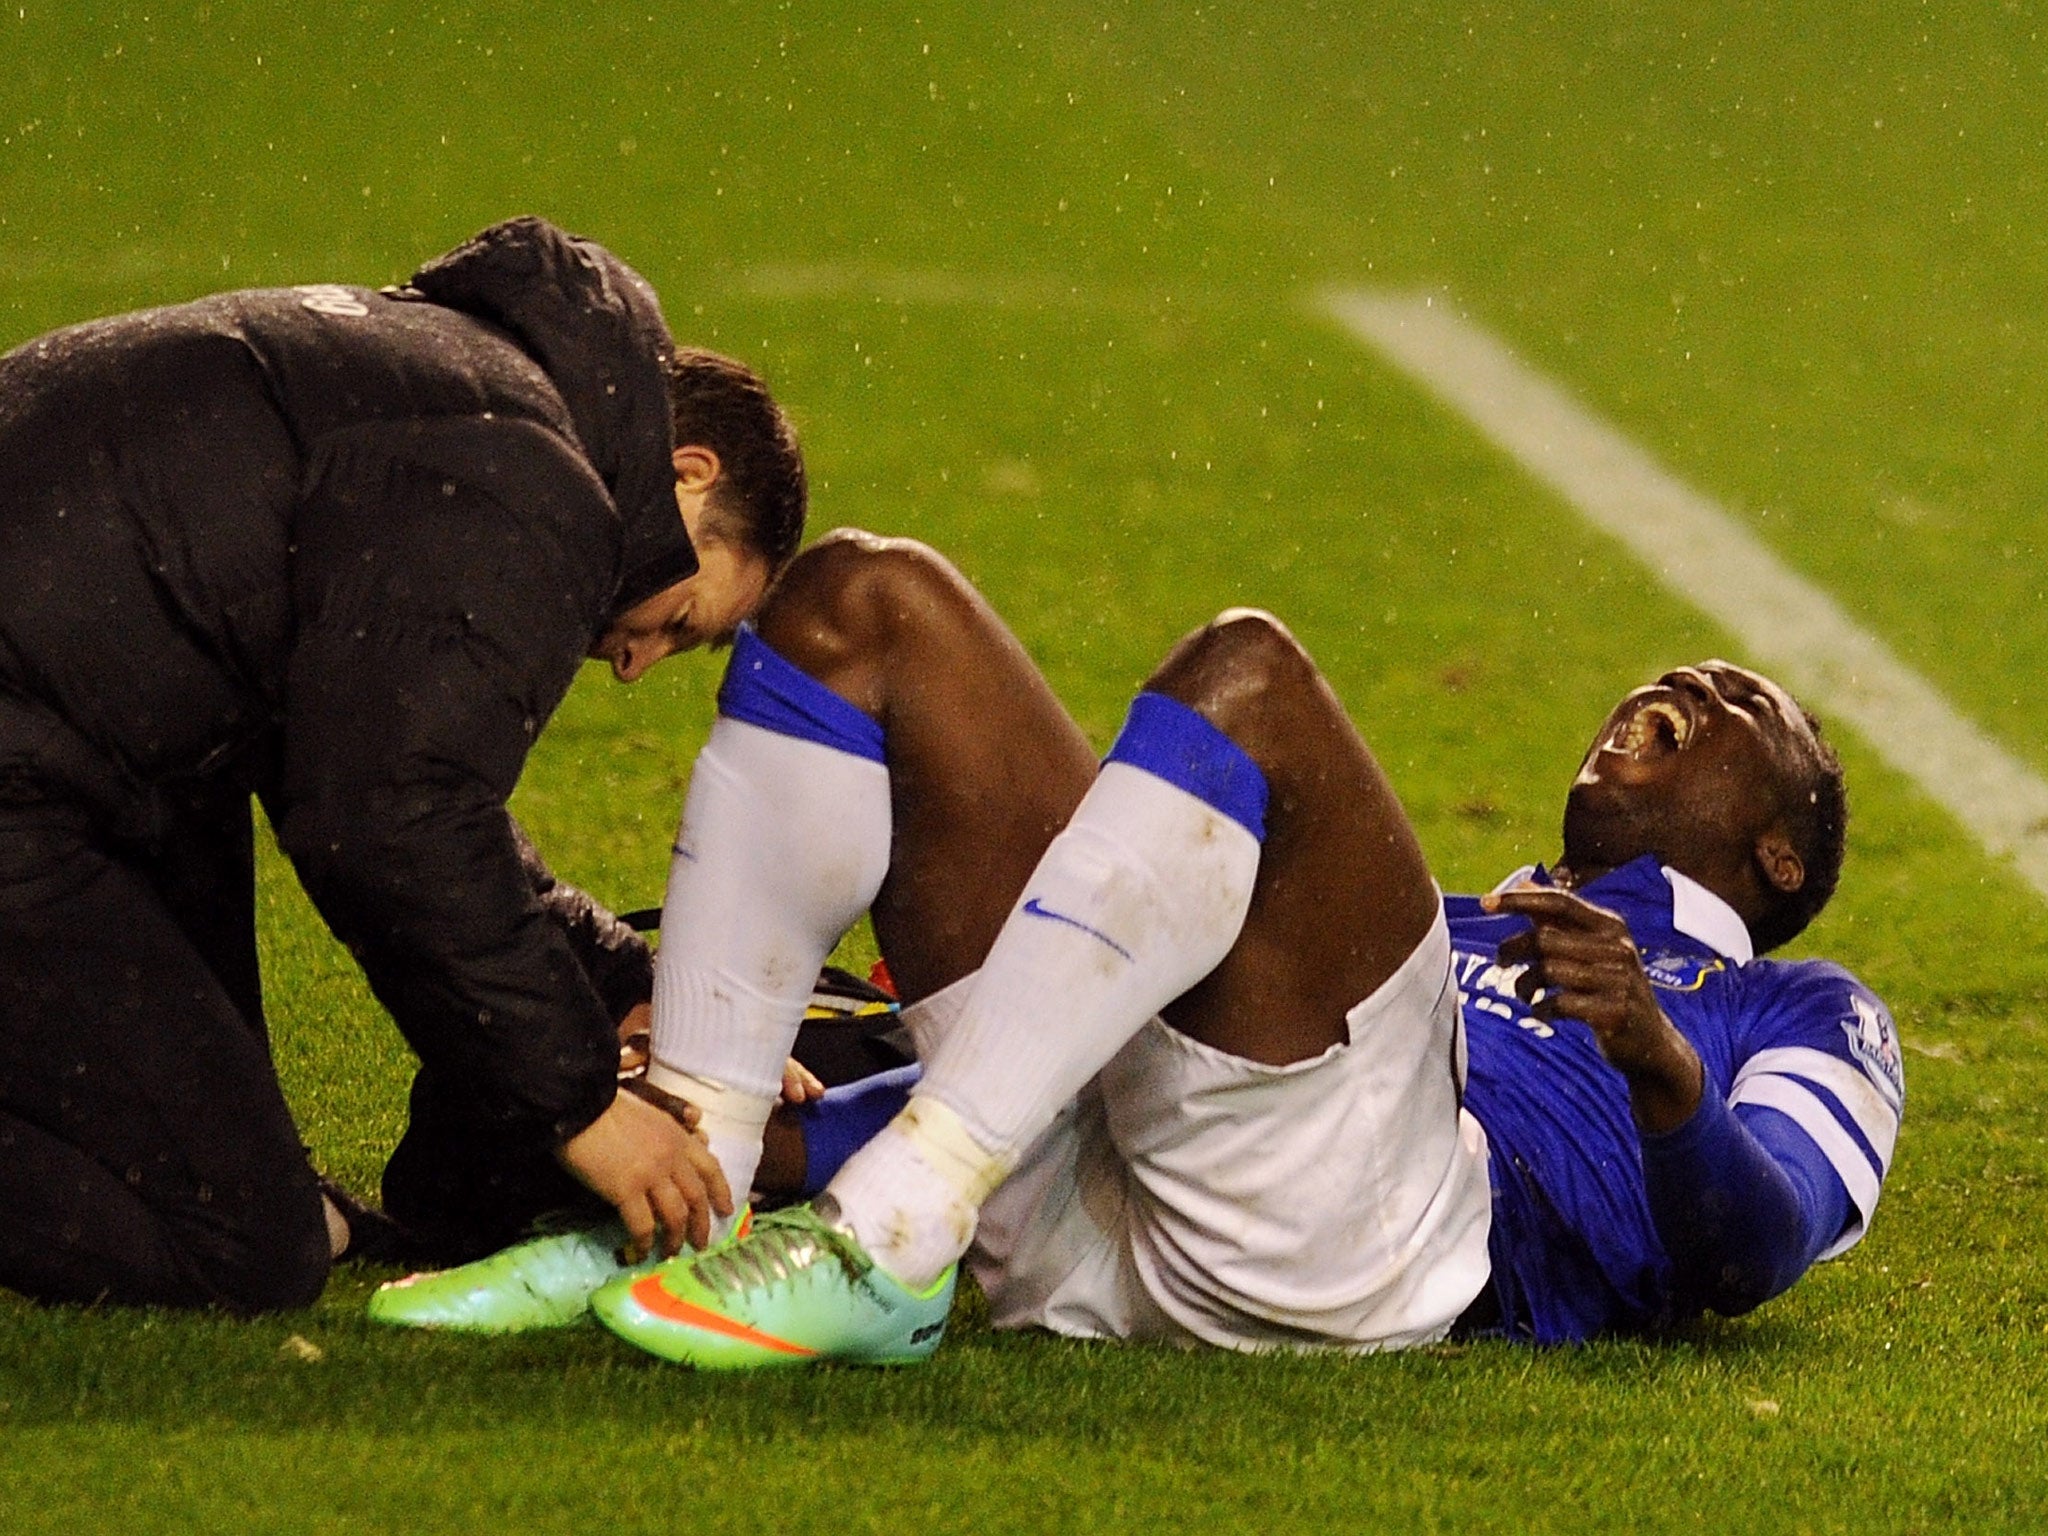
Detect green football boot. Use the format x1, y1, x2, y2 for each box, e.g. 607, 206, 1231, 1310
590, 1197, 955, 1369
369, 1208, 759, 1333
367, 1221, 646, 1333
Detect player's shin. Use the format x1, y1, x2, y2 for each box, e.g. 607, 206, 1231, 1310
646, 629, 892, 1217
830, 691, 1269, 1289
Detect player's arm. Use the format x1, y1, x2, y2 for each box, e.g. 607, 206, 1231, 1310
747, 1064, 923, 1199
1486, 887, 1844, 1313
1640, 1091, 1852, 1313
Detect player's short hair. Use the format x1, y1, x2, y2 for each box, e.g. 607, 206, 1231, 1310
668, 348, 807, 573
1753, 706, 1848, 952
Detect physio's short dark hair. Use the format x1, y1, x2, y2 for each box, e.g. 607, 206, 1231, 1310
669, 348, 806, 572
1752, 706, 1848, 953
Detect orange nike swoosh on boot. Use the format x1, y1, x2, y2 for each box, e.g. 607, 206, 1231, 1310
626, 1274, 818, 1357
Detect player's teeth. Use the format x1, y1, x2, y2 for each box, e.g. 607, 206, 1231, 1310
1645, 702, 1690, 745
1614, 702, 1688, 757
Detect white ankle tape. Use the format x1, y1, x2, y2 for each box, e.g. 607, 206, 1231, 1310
897, 1094, 1015, 1207
645, 1061, 775, 1141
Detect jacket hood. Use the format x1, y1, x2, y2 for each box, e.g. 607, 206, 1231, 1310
406, 216, 696, 619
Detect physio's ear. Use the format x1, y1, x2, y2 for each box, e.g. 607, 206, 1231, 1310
1755, 830, 1806, 895
672, 444, 722, 492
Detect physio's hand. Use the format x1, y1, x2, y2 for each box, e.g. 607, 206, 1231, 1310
555, 1091, 732, 1260
1484, 886, 1704, 1134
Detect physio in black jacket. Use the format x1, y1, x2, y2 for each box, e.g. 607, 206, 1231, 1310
0, 217, 806, 1311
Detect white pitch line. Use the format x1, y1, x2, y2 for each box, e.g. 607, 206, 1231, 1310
1321, 287, 2048, 903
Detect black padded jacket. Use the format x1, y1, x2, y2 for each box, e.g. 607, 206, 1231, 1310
0, 216, 691, 1147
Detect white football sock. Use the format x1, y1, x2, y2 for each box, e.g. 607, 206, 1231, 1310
831, 754, 1263, 1289
647, 713, 890, 1205
824, 1096, 1002, 1291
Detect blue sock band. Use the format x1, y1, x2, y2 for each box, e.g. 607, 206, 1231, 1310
716, 624, 885, 763
1103, 691, 1268, 840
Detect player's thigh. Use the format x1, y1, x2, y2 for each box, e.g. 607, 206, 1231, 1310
0, 800, 327, 1308
1147, 611, 1439, 1065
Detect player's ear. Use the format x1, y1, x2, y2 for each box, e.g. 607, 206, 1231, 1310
672, 444, 722, 492
1755, 829, 1805, 896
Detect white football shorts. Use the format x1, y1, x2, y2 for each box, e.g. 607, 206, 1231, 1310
902, 902, 1494, 1353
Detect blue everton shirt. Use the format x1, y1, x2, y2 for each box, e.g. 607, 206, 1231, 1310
1449, 856, 1903, 1343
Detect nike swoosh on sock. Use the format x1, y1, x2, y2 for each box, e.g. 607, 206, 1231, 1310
1020, 897, 1134, 961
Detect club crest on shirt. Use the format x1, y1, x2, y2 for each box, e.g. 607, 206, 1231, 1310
1641, 953, 1726, 992
1842, 995, 1905, 1102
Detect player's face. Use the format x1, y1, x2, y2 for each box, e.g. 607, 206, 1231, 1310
1562, 660, 1819, 887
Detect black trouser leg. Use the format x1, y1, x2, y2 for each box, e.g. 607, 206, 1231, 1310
381, 1064, 605, 1264
0, 796, 328, 1311
148, 776, 267, 1037
382, 844, 629, 1262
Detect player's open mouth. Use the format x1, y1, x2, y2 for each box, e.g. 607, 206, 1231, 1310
1609, 698, 1692, 760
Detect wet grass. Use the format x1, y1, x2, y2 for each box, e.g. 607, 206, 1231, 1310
4, 3, 2047, 1529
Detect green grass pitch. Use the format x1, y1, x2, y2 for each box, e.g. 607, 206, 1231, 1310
3, 3, 2046, 1530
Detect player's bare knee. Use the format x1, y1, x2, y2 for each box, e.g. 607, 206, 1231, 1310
1146, 609, 1318, 736
756, 529, 978, 678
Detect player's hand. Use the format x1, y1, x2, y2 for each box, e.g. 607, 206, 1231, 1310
554, 1090, 733, 1261
782, 1056, 826, 1105
1484, 886, 1704, 1133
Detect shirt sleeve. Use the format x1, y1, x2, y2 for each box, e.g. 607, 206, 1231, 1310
1641, 958, 1902, 1315
1640, 1086, 1852, 1314
1724, 963, 1904, 1259
511, 817, 655, 1025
